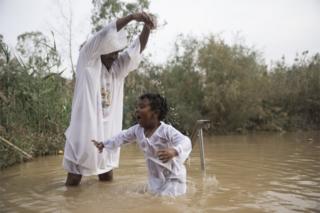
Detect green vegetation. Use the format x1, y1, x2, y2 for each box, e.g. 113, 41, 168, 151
123, 36, 320, 134
0, 33, 72, 168
1, 0, 319, 168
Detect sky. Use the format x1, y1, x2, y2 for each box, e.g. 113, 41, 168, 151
1, 0, 320, 78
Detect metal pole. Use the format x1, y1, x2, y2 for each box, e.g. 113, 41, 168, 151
198, 128, 205, 171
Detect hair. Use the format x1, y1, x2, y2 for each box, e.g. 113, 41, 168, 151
139, 93, 168, 121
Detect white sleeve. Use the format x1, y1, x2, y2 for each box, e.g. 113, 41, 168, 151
103, 125, 138, 149
113, 38, 142, 78
81, 20, 127, 59
168, 126, 192, 163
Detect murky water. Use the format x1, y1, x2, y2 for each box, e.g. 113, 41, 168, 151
1, 131, 320, 213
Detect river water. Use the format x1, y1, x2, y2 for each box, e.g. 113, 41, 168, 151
0, 131, 319, 212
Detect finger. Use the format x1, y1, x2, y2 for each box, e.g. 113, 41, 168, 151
142, 13, 150, 21
159, 154, 169, 160
141, 13, 149, 23
160, 157, 167, 162
162, 159, 168, 163
141, 13, 152, 25
157, 150, 164, 155
92, 140, 101, 146
157, 153, 166, 159
161, 152, 170, 157
139, 12, 147, 19
161, 156, 169, 163
146, 17, 153, 26
146, 14, 153, 24
158, 153, 165, 159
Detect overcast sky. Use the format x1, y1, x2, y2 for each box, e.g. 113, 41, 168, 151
1, 0, 319, 78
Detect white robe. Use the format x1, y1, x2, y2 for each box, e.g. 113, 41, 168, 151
63, 20, 142, 176
103, 122, 192, 196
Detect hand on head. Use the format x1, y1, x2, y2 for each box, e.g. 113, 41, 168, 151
91, 140, 104, 153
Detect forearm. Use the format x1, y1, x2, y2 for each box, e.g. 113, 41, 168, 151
103, 127, 137, 149
116, 14, 134, 32
117, 12, 152, 53
171, 135, 192, 162
103, 134, 127, 149
103, 138, 123, 149
175, 137, 191, 155
139, 24, 150, 53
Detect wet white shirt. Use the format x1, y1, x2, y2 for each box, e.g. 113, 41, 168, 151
63, 20, 142, 176
103, 122, 192, 196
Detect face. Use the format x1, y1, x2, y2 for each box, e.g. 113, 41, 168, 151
136, 98, 159, 128
101, 51, 120, 69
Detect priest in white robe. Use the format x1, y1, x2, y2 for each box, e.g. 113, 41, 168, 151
63, 12, 155, 186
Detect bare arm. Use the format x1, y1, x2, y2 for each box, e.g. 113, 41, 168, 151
117, 12, 154, 53
139, 24, 151, 53
92, 125, 138, 153
116, 14, 134, 32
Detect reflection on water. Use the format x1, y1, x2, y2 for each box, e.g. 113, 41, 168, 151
1, 131, 320, 212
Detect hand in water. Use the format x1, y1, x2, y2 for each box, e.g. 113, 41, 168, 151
157, 148, 178, 163
91, 140, 104, 153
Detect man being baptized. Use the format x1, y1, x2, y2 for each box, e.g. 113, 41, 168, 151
93, 93, 192, 196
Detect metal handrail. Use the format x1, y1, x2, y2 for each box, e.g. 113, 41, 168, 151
189, 120, 210, 171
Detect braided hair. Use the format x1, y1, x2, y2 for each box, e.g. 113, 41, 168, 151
139, 93, 168, 121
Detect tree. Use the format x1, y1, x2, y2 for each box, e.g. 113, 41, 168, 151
16, 32, 61, 76
0, 34, 71, 168
91, 0, 150, 33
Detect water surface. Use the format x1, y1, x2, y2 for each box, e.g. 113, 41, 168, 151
1, 131, 319, 212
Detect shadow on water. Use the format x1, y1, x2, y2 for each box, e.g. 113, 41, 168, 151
0, 131, 320, 212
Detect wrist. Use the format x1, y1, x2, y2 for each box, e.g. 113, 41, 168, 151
143, 23, 151, 31
129, 13, 136, 21
172, 147, 180, 157
171, 148, 178, 157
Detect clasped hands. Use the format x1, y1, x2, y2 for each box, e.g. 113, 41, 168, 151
131, 12, 156, 30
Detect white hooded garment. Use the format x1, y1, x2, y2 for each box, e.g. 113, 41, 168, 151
103, 122, 192, 196
63, 20, 142, 176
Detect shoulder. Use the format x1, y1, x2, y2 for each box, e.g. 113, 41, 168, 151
160, 122, 183, 137
128, 124, 140, 130
127, 123, 143, 134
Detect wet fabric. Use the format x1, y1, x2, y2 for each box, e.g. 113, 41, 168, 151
63, 20, 142, 176
103, 122, 192, 196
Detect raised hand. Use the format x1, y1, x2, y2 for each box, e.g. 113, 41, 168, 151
132, 12, 156, 29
